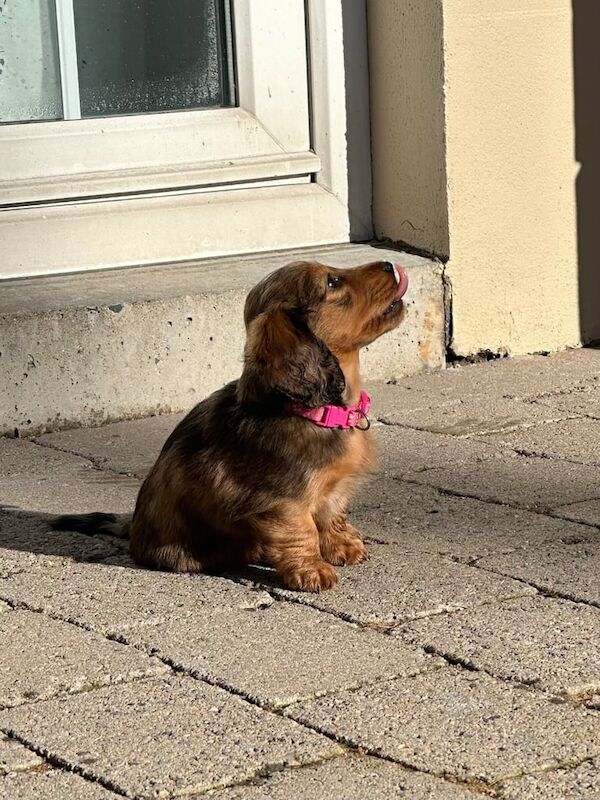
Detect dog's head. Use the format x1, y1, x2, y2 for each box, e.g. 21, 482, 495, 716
238, 260, 408, 408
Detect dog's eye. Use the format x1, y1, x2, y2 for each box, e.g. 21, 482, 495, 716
327, 274, 342, 290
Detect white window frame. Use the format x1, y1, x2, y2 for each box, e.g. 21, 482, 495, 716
1, 0, 314, 202
0, 0, 349, 278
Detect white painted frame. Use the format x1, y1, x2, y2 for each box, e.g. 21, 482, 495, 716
0, 0, 313, 203
0, 1, 349, 277
54, 0, 81, 120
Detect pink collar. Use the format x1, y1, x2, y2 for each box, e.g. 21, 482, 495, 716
288, 391, 371, 430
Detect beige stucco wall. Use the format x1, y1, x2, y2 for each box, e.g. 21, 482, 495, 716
368, 0, 449, 259
369, 0, 587, 356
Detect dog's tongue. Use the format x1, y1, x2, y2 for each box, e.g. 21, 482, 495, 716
394, 264, 409, 299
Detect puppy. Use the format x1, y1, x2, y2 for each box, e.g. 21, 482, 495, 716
52, 259, 408, 591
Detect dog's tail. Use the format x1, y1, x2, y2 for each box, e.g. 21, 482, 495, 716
50, 512, 130, 539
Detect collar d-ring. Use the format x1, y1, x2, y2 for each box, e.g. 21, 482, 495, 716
355, 409, 371, 431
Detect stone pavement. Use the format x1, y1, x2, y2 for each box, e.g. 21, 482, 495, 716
1, 347, 599, 799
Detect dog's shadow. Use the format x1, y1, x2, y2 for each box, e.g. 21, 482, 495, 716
0, 506, 131, 566
0, 506, 281, 587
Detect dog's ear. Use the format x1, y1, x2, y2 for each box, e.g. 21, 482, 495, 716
237, 305, 345, 408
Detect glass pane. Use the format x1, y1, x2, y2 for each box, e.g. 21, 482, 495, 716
0, 0, 63, 123
73, 0, 235, 118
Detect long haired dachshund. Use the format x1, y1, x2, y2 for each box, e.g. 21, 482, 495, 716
52, 259, 408, 591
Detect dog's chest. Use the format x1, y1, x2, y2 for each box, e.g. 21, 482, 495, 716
312, 429, 376, 497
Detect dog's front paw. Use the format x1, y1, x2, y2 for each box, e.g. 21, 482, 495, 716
281, 559, 337, 592
321, 531, 368, 566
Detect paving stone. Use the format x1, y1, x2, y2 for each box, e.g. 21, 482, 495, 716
0, 439, 139, 515
0, 558, 273, 635
127, 602, 441, 708
480, 417, 600, 467
553, 498, 600, 527
377, 396, 569, 437
350, 473, 438, 511
205, 754, 474, 800
535, 384, 600, 419
36, 413, 184, 479
408, 452, 600, 511
350, 483, 590, 560
371, 424, 498, 476
368, 379, 465, 416
368, 349, 600, 417
0, 610, 167, 709
0, 511, 126, 575
2, 675, 341, 798
286, 669, 600, 784
478, 538, 600, 606
0, 769, 119, 799
501, 758, 600, 800
395, 595, 600, 696
0, 733, 43, 774
265, 544, 535, 627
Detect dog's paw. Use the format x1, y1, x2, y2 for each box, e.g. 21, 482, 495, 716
281, 559, 338, 592
321, 527, 368, 566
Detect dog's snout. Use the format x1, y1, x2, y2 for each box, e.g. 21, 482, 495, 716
381, 261, 395, 274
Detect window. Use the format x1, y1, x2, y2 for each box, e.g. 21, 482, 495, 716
1, 0, 235, 123
0, 1, 350, 277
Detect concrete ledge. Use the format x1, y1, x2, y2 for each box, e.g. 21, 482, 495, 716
0, 245, 445, 435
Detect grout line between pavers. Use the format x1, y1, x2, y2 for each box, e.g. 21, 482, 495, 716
27, 437, 144, 480
1, 689, 346, 800
161, 751, 347, 799
457, 413, 586, 440
375, 411, 584, 440
109, 625, 445, 712
494, 753, 600, 799
173, 658, 504, 800
234, 543, 600, 704
457, 559, 600, 612
385, 472, 600, 532
531, 393, 600, 423
0, 670, 166, 715
281, 698, 503, 798
0, 582, 443, 713
265, 581, 537, 631
489, 442, 600, 471
99, 634, 494, 799
543, 506, 600, 530
407, 642, 600, 706
528, 380, 600, 400
0, 727, 129, 798
224, 542, 599, 632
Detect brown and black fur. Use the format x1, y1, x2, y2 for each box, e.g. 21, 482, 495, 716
52, 259, 406, 591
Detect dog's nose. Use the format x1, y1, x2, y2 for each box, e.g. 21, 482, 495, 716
381, 261, 395, 274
